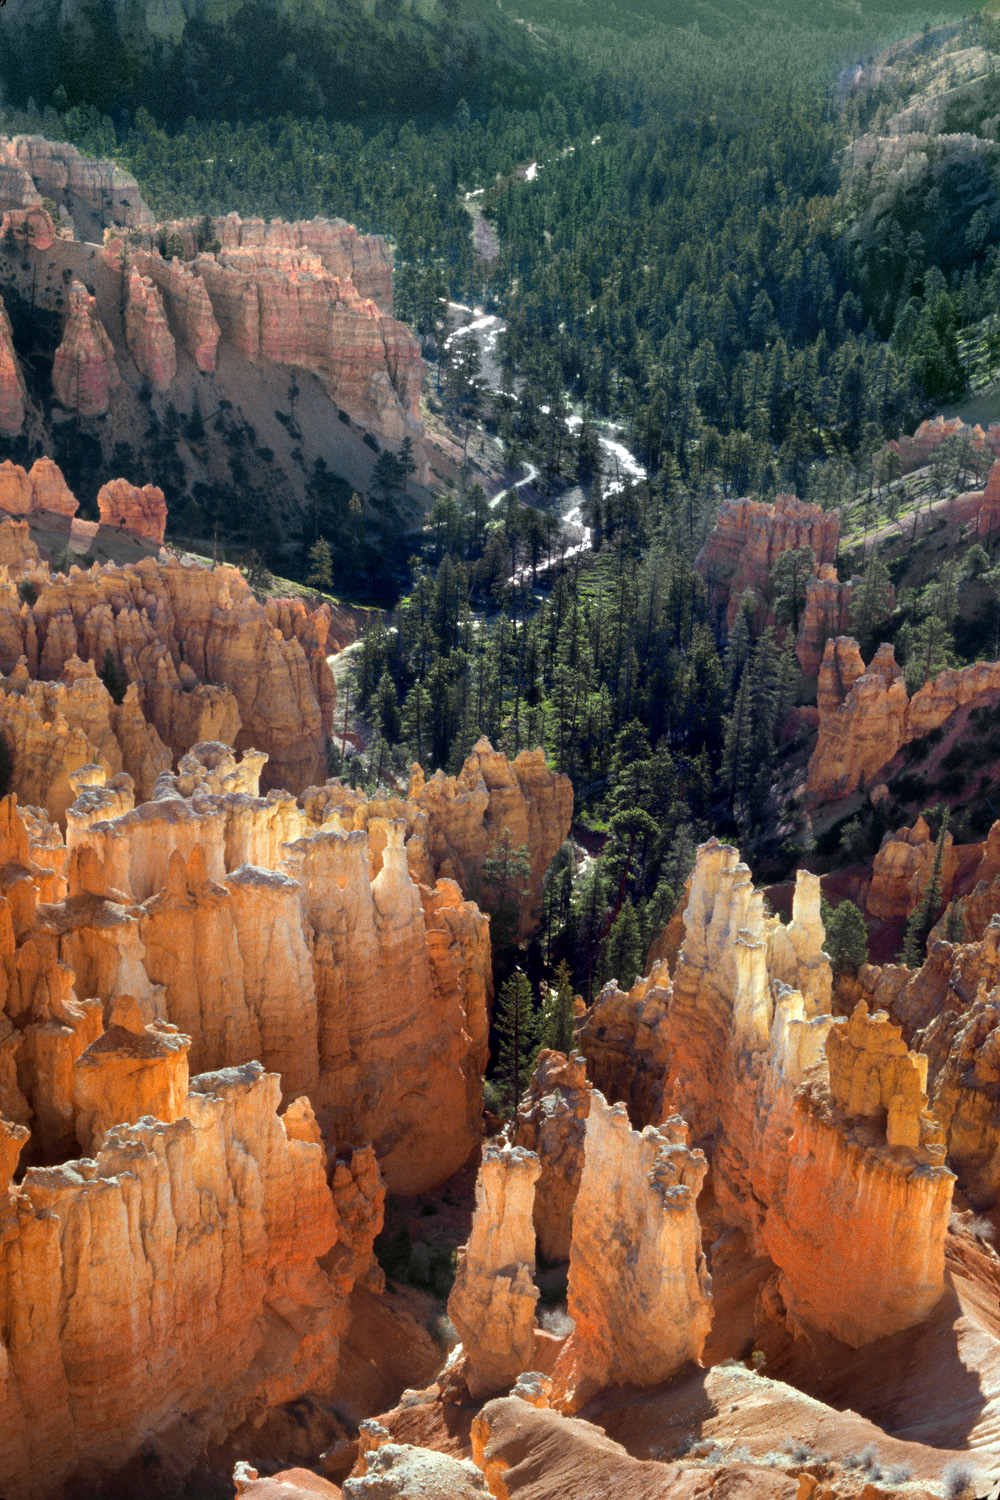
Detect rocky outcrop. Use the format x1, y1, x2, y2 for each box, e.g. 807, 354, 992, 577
552, 1094, 711, 1410
124, 268, 177, 389
96, 477, 168, 544
142, 254, 221, 371
866, 816, 957, 922
51, 281, 120, 415
886, 413, 1000, 474
0, 556, 333, 794
343, 1445, 489, 1499
0, 205, 57, 250
581, 840, 955, 1350
65, 761, 492, 1194
807, 637, 1000, 806
406, 739, 573, 937
0, 519, 40, 571
72, 993, 190, 1153
759, 1000, 952, 1345
282, 823, 490, 1191
694, 493, 839, 630
9, 135, 154, 231
0, 457, 77, 518
0, 658, 171, 821
127, 213, 422, 445
153, 214, 395, 310
449, 1145, 541, 1399
795, 564, 854, 675
0, 1061, 375, 1500
0, 295, 26, 434
514, 1049, 590, 1262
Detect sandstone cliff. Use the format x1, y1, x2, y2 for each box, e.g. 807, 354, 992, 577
0, 555, 333, 797
51, 280, 120, 415
865, 815, 957, 923
0, 457, 77, 518
795, 564, 854, 676
59, 749, 492, 1194
694, 493, 839, 630
124, 266, 177, 389
807, 637, 1000, 806
579, 840, 955, 1349
552, 1094, 711, 1410
514, 1049, 590, 1261
449, 1145, 541, 1399
0, 294, 26, 434
0, 1061, 377, 1500
96, 477, 168, 544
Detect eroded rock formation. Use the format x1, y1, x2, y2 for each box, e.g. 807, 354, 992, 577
0, 294, 27, 434
0, 1061, 376, 1500
795, 564, 854, 676
865, 816, 957, 922
580, 840, 955, 1349
96, 477, 168, 545
0, 457, 77, 519
806, 637, 1000, 806
694, 493, 839, 630
124, 267, 177, 389
514, 1049, 590, 1261
552, 1094, 711, 1410
449, 1145, 541, 1399
52, 280, 120, 415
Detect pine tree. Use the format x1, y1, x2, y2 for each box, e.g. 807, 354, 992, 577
539, 959, 576, 1054
601, 898, 644, 990
495, 969, 538, 1111
822, 898, 869, 977
901, 811, 949, 966
307, 536, 333, 590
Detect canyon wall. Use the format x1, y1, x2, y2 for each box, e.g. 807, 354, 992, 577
807, 635, 1000, 806
0, 1061, 381, 1500
579, 843, 955, 1349
0, 137, 424, 455
694, 493, 839, 631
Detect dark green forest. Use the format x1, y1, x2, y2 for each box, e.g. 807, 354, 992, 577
7, 0, 1000, 1015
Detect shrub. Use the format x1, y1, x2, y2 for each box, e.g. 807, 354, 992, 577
783, 1440, 814, 1463
860, 1445, 884, 1481
17, 580, 36, 606
942, 1462, 979, 1499
886, 1465, 912, 1484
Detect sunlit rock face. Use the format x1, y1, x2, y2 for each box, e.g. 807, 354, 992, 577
579, 838, 954, 1351
694, 492, 839, 630
449, 1144, 542, 1398
552, 1094, 711, 1410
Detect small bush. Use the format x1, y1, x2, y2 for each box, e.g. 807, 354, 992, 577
17, 580, 36, 606
886, 1465, 912, 1484
861, 1445, 884, 1481
843, 1453, 863, 1470
363, 432, 379, 452
969, 1215, 996, 1243
942, 1462, 979, 1499
783, 1440, 814, 1463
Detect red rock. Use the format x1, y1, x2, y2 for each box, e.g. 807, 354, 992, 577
0, 296, 26, 435
694, 493, 839, 630
0, 458, 77, 519
796, 565, 855, 675
448, 1145, 541, 1398
0, 139, 42, 209
865, 816, 957, 922
0, 205, 56, 250
52, 281, 120, 416
552, 1096, 711, 1410
514, 1049, 590, 1262
96, 478, 168, 545
139, 254, 220, 372
124, 268, 176, 389
12, 135, 153, 231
